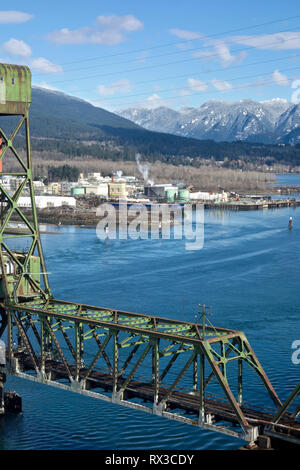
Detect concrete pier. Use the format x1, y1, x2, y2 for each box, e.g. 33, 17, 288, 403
0, 371, 5, 415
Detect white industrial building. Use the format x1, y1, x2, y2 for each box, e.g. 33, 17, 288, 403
85, 183, 109, 196
189, 191, 228, 202
87, 172, 102, 181
18, 196, 76, 209
0, 176, 11, 191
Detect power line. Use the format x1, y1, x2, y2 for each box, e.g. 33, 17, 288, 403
59, 25, 300, 75
44, 14, 300, 69
102, 73, 299, 110
34, 66, 298, 110
80, 55, 300, 103
34, 52, 300, 103
43, 30, 300, 85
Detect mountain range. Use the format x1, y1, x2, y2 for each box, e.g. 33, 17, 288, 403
3, 87, 300, 168
117, 99, 300, 145
29, 86, 141, 138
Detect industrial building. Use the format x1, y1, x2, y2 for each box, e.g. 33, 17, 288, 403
18, 196, 76, 209
108, 182, 128, 199
144, 184, 178, 200
189, 191, 228, 202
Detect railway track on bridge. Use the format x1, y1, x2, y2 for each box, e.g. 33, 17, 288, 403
11, 350, 300, 446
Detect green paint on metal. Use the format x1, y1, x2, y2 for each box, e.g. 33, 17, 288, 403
0, 64, 31, 114
0, 63, 50, 304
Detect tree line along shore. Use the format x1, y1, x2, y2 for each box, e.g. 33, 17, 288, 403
4, 155, 280, 194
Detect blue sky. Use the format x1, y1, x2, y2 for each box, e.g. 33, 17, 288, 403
1, 1, 300, 110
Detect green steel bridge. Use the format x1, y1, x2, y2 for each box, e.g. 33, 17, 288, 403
0, 63, 299, 449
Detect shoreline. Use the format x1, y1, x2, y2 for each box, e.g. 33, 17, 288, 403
10, 196, 300, 228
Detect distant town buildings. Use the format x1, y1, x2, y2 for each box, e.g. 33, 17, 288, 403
18, 196, 76, 209
0, 170, 230, 207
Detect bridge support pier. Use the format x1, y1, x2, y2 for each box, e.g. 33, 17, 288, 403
241, 435, 273, 450
114, 391, 124, 403
70, 380, 83, 393
0, 368, 22, 415
0, 369, 5, 414
244, 426, 259, 443
198, 410, 205, 426
7, 357, 19, 374
257, 435, 272, 449
153, 402, 165, 416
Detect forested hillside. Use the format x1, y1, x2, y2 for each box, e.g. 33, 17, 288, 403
3, 86, 300, 169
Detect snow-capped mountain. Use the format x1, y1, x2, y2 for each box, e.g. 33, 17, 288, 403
117, 99, 299, 144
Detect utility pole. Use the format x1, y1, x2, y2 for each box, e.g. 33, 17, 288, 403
197, 304, 212, 338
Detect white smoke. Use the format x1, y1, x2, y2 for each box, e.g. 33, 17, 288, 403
135, 153, 154, 186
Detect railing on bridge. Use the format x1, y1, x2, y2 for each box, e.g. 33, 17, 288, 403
2, 297, 289, 442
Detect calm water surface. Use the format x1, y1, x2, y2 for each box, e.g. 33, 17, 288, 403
0, 179, 300, 450
275, 173, 300, 186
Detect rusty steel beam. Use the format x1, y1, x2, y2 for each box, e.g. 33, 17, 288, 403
272, 382, 300, 424
2, 307, 299, 444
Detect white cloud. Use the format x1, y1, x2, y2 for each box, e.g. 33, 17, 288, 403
211, 79, 232, 91
178, 90, 190, 97
48, 27, 90, 45
213, 41, 247, 66
186, 78, 208, 92
170, 29, 248, 67
1, 38, 62, 75
193, 40, 247, 67
272, 69, 290, 86
3, 38, 32, 57
231, 32, 300, 50
138, 93, 170, 109
169, 28, 203, 41
47, 14, 143, 45
97, 14, 142, 32
30, 57, 63, 74
214, 42, 233, 64
97, 79, 133, 96
179, 78, 208, 96
146, 93, 161, 102
0, 10, 33, 24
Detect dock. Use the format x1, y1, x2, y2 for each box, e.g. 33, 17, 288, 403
203, 199, 300, 211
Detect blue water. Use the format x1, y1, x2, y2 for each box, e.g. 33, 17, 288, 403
1, 183, 300, 449
275, 173, 300, 187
